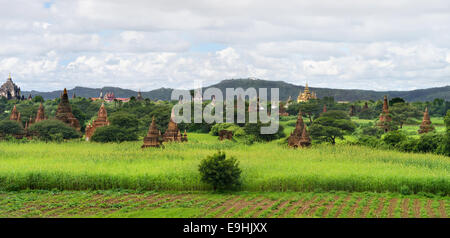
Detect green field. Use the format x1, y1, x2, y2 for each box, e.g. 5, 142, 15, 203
0, 190, 447, 218
0, 133, 449, 195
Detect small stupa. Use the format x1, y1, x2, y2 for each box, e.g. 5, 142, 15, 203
142, 116, 162, 148
35, 103, 46, 123
85, 103, 110, 141
55, 88, 80, 131
418, 107, 434, 134
287, 109, 311, 148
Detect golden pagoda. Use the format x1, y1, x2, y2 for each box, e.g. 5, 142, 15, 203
297, 83, 317, 103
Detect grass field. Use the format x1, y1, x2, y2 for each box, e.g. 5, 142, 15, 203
0, 190, 447, 218
0, 133, 449, 195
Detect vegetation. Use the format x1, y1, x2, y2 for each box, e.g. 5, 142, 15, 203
27, 120, 80, 141
0, 190, 447, 218
198, 151, 242, 191
309, 110, 356, 144
0, 134, 448, 195
0, 120, 24, 136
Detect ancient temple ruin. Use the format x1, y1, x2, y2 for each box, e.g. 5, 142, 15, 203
85, 103, 110, 141
0, 74, 21, 100
418, 107, 434, 134
35, 103, 46, 123
218, 130, 233, 141
287, 109, 311, 148
163, 110, 187, 142
377, 95, 392, 132
142, 116, 163, 148
9, 105, 21, 125
55, 88, 81, 131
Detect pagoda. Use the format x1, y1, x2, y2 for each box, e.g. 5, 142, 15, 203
55, 88, 81, 131
85, 103, 110, 141
0, 73, 21, 100
163, 110, 186, 142
287, 109, 311, 148
137, 90, 143, 101
35, 103, 46, 123
297, 83, 317, 103
418, 107, 434, 134
142, 116, 162, 148
323, 104, 327, 113
377, 95, 392, 132
9, 105, 21, 124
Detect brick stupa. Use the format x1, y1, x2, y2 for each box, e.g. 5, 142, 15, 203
85, 103, 110, 141
418, 107, 434, 134
35, 103, 46, 123
163, 110, 187, 142
287, 109, 311, 148
55, 88, 80, 131
9, 105, 21, 124
377, 95, 392, 132
142, 116, 162, 148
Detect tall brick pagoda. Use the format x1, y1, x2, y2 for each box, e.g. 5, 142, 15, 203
55, 88, 80, 131
85, 103, 110, 141
142, 116, 162, 148
377, 95, 392, 132
9, 105, 21, 125
288, 109, 311, 148
418, 107, 434, 134
35, 103, 46, 123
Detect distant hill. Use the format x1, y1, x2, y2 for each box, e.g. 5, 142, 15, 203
22, 78, 449, 102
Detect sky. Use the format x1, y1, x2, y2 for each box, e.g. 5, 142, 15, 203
1, 0, 450, 92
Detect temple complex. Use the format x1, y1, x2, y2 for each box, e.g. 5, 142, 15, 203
9, 105, 21, 124
0, 74, 21, 100
287, 109, 311, 148
85, 103, 110, 141
55, 88, 81, 131
418, 107, 434, 134
142, 116, 163, 148
297, 83, 317, 103
377, 95, 392, 132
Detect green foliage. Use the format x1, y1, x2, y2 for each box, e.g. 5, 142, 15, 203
390, 102, 421, 128
310, 110, 356, 144
91, 125, 138, 143
32, 95, 44, 103
243, 121, 285, 143
360, 126, 384, 138
415, 133, 443, 153
198, 151, 242, 191
27, 120, 80, 141
0, 120, 24, 136
382, 131, 407, 147
209, 123, 245, 137
400, 185, 412, 195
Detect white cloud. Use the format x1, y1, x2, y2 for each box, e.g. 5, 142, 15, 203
0, 0, 449, 91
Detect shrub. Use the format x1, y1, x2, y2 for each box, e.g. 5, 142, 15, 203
400, 185, 412, 195
382, 130, 406, 147
360, 126, 383, 138
0, 120, 24, 136
91, 125, 138, 143
27, 120, 80, 141
396, 138, 418, 152
198, 151, 242, 191
415, 133, 443, 153
356, 135, 381, 148
209, 123, 245, 137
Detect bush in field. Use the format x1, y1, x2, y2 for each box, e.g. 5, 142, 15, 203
91, 125, 138, 142
27, 120, 80, 141
415, 133, 443, 153
0, 120, 24, 136
243, 121, 285, 143
360, 126, 384, 138
396, 138, 418, 152
382, 130, 407, 147
356, 135, 381, 148
209, 123, 245, 137
198, 151, 242, 191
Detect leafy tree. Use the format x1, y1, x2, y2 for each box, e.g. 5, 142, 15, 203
390, 102, 421, 128
27, 120, 80, 141
0, 120, 24, 136
109, 112, 139, 133
389, 97, 405, 106
436, 110, 450, 156
32, 95, 44, 103
309, 110, 356, 144
91, 125, 138, 142
198, 151, 242, 191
